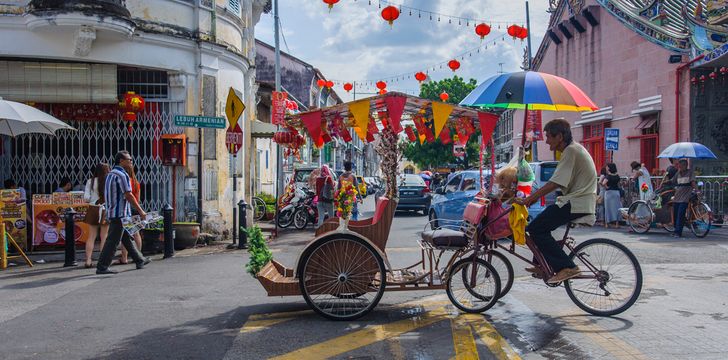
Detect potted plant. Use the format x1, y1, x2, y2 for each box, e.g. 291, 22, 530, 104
257, 192, 277, 221
172, 222, 200, 250
141, 218, 164, 254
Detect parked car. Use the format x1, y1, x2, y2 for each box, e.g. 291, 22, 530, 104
396, 174, 431, 214
429, 170, 491, 224
527, 161, 559, 220
292, 166, 318, 190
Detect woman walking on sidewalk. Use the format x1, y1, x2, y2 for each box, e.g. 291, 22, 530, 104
82, 163, 110, 268
315, 165, 335, 227
602, 163, 622, 229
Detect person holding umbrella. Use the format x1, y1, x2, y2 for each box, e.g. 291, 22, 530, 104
670, 159, 697, 238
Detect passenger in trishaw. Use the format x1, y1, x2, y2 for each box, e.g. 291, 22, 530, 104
514, 119, 598, 284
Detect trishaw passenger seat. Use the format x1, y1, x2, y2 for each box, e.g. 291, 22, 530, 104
421, 228, 468, 247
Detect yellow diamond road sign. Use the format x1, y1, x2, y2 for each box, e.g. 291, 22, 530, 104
225, 87, 245, 129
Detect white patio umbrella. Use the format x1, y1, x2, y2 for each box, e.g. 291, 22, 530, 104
0, 97, 76, 136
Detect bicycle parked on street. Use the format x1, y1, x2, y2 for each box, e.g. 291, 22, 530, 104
252, 196, 267, 222
627, 189, 712, 237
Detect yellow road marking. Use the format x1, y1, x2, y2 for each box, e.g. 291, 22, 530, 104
451, 316, 479, 359
463, 314, 522, 360
560, 315, 649, 360
269, 307, 452, 360
240, 310, 313, 333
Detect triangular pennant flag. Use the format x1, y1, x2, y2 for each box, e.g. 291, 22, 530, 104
349, 100, 370, 141
368, 116, 379, 135
301, 110, 323, 144
423, 117, 435, 142
366, 131, 375, 143
478, 112, 499, 143
378, 111, 389, 129
419, 133, 426, 144
384, 95, 405, 134
440, 126, 452, 145
431, 101, 453, 138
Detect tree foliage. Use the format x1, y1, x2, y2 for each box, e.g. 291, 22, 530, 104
402, 76, 484, 170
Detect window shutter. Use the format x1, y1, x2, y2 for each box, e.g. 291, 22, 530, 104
227, 0, 241, 17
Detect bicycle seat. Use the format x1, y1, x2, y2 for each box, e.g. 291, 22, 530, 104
569, 214, 596, 227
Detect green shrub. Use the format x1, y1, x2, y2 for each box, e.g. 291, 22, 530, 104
244, 225, 272, 276
257, 192, 277, 205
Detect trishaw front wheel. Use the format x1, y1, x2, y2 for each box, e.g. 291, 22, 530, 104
565, 238, 642, 316
477, 250, 513, 298
447, 257, 501, 313
299, 235, 386, 321
689, 202, 712, 238
627, 201, 652, 234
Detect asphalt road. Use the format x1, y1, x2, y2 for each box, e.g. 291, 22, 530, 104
2, 196, 727, 359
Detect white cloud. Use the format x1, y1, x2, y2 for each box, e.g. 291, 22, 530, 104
256, 0, 551, 101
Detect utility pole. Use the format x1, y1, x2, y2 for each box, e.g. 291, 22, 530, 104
526, 0, 538, 161
273, 0, 283, 235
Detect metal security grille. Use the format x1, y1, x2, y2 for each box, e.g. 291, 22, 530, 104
1, 101, 184, 213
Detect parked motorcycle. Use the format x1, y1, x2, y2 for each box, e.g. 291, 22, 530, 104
277, 187, 307, 228
293, 189, 318, 229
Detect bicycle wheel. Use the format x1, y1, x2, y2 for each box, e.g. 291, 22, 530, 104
252, 197, 267, 221
627, 201, 652, 234
662, 202, 675, 233
293, 208, 309, 230
689, 202, 712, 238
447, 257, 501, 313
477, 250, 513, 298
299, 234, 385, 321
564, 238, 642, 316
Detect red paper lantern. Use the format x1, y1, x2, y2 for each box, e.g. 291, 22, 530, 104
119, 91, 145, 133
343, 82, 353, 92
721, 67, 728, 74
379, 89, 387, 95
317, 79, 326, 88
709, 71, 718, 80
439, 92, 449, 101
415, 72, 427, 83
700, 75, 707, 82
475, 23, 491, 39
691, 76, 698, 84
376, 81, 387, 90
448, 59, 460, 72
326, 80, 334, 88
507, 25, 520, 37
516, 26, 528, 40
381, 5, 399, 26
322, 0, 339, 10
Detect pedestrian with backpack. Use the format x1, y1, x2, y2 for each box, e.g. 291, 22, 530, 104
315, 165, 335, 227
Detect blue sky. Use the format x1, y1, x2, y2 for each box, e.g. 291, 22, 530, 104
255, 1, 552, 101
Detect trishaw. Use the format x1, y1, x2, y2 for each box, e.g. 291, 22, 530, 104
256, 88, 642, 320
627, 189, 712, 237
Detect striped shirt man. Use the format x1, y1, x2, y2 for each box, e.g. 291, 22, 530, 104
105, 165, 132, 220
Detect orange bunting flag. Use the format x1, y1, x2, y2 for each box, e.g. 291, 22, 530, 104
431, 101, 453, 138
349, 100, 370, 141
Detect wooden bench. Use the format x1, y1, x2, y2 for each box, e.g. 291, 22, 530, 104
314, 197, 397, 252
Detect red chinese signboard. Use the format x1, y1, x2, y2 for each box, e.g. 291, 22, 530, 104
526, 110, 543, 141
271, 91, 288, 125
225, 124, 243, 155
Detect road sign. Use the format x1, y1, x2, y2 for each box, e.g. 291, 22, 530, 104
174, 115, 226, 129
226, 88, 245, 129
225, 123, 243, 155
453, 143, 466, 158
605, 128, 619, 151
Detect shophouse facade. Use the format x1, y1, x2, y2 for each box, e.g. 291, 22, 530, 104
520, 0, 727, 176
0, 0, 269, 234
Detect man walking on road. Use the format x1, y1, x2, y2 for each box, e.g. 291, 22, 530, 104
96, 150, 150, 275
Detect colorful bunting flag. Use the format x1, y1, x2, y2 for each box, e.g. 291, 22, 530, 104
349, 100, 370, 141
431, 101, 453, 138
384, 95, 405, 134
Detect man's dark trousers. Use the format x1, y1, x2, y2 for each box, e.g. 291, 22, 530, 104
526, 203, 589, 272
97, 218, 145, 271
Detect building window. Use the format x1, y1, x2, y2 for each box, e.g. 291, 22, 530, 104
582, 122, 609, 170
227, 0, 241, 17
117, 67, 168, 99
639, 115, 659, 173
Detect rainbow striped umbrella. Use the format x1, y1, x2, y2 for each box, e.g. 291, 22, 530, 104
460, 71, 599, 112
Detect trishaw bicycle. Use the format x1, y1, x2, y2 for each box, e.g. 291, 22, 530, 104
627, 190, 712, 237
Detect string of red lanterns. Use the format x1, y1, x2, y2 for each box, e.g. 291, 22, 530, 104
381, 5, 399, 26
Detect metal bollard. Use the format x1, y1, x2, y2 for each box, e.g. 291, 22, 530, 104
238, 199, 248, 249
63, 208, 78, 267
163, 204, 175, 259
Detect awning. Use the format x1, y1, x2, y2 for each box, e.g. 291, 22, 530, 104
635, 117, 657, 129
251, 120, 277, 138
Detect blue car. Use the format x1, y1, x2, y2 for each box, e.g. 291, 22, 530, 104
527, 161, 559, 220
428, 170, 491, 226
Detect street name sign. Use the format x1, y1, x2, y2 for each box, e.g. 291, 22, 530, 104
174, 115, 226, 129
226, 123, 243, 155
605, 128, 619, 151
225, 87, 245, 129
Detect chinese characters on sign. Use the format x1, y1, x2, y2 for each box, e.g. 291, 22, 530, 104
525, 110, 543, 141
271, 91, 288, 125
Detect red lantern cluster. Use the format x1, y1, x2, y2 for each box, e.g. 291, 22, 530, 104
343, 82, 353, 92
507, 25, 528, 40
381, 5, 399, 26
376, 81, 387, 90
475, 23, 491, 39
322, 0, 339, 11
448, 59, 460, 72
415, 72, 427, 83
721, 67, 728, 75
379, 89, 387, 95
709, 71, 718, 80
316, 79, 326, 88
285, 99, 298, 111
273, 131, 305, 148
118, 91, 145, 133
691, 76, 698, 84
439, 92, 449, 102
326, 80, 334, 89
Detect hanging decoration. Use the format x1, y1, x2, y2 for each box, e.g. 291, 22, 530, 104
440, 126, 452, 145
322, 0, 339, 11
376, 126, 401, 198
376, 81, 387, 90
415, 72, 427, 83
343, 82, 353, 92
326, 80, 334, 89
119, 91, 145, 133
384, 95, 406, 133
709, 71, 718, 80
447, 59, 461, 72
721, 67, 728, 75
317, 79, 326, 88
431, 102, 453, 138
478, 112, 498, 143
301, 110, 324, 147
404, 125, 417, 142
381, 5, 400, 26
475, 23, 491, 39
439, 91, 449, 102
379, 89, 387, 95
349, 100, 370, 141
516, 26, 528, 40
507, 25, 528, 40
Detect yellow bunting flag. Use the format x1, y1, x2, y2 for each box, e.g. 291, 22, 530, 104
431, 101, 453, 138
349, 100, 370, 141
